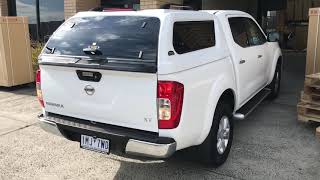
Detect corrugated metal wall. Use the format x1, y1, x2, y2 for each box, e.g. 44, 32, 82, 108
287, 0, 313, 21
202, 0, 258, 18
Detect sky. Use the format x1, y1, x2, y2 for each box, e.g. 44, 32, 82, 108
16, 0, 64, 24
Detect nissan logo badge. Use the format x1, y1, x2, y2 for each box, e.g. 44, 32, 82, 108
84, 85, 95, 96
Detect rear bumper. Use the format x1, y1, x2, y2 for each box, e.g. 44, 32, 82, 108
125, 139, 176, 158
38, 114, 176, 159
39, 118, 64, 137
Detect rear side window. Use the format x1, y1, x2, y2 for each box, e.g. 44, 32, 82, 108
44, 16, 160, 61
173, 21, 215, 54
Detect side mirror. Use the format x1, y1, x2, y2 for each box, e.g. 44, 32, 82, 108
267, 31, 280, 42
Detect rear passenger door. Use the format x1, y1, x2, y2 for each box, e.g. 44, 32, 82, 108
228, 17, 267, 104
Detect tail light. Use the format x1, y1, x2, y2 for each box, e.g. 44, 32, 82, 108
157, 81, 184, 129
36, 69, 44, 107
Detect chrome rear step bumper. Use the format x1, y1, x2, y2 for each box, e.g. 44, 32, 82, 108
38, 114, 176, 159
39, 118, 64, 137
125, 139, 176, 158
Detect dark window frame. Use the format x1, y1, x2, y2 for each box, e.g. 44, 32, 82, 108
228, 17, 267, 48
172, 20, 216, 54
228, 17, 250, 48
245, 18, 267, 46
44, 16, 160, 62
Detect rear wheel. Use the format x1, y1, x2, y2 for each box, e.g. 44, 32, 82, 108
199, 100, 234, 167
268, 62, 281, 99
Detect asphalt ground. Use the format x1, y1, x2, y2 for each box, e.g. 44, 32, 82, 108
0, 52, 319, 180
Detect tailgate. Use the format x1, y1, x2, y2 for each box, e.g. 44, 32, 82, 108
41, 65, 159, 132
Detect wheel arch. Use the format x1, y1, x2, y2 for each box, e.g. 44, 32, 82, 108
278, 56, 283, 70
197, 86, 236, 146
219, 89, 236, 112
268, 49, 283, 84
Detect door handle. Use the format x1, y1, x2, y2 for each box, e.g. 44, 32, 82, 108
258, 55, 263, 58
239, 60, 246, 64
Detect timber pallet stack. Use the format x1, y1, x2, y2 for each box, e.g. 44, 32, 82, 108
298, 73, 320, 139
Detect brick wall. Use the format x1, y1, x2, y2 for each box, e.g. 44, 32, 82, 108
140, 0, 183, 9
65, 0, 101, 20
0, 0, 8, 16
64, 0, 76, 20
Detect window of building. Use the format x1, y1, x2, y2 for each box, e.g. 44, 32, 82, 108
39, 0, 64, 41
16, 0, 64, 41
16, 0, 36, 24
16, 0, 37, 39
101, 0, 140, 10
173, 21, 215, 54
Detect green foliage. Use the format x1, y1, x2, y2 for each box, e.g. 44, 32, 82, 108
31, 41, 43, 74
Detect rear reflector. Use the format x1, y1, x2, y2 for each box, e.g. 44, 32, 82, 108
36, 69, 44, 107
157, 81, 184, 129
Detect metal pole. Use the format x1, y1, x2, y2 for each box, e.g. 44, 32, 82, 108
36, 0, 41, 41
7, 0, 17, 16
257, 0, 262, 25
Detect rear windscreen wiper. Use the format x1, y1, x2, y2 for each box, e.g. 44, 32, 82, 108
74, 56, 109, 65
45, 46, 55, 54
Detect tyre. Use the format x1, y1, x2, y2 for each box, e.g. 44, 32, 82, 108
268, 62, 281, 99
199, 100, 234, 167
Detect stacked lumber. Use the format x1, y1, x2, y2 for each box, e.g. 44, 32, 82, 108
298, 73, 320, 138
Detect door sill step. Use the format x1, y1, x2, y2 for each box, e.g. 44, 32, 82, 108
234, 88, 271, 120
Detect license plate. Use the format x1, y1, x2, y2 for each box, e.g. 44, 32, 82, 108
80, 135, 110, 154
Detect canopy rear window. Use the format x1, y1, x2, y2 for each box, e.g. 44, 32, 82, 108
44, 16, 160, 61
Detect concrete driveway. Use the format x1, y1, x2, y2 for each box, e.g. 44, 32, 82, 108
0, 53, 319, 180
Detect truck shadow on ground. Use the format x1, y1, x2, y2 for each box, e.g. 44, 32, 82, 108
0, 83, 36, 96
110, 119, 320, 180
111, 150, 230, 180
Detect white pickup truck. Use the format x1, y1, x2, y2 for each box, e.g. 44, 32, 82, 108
37, 9, 282, 167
